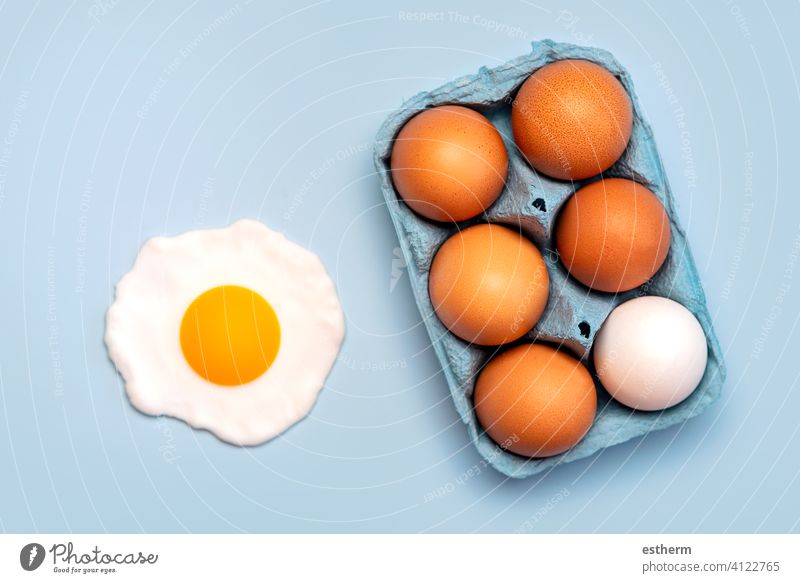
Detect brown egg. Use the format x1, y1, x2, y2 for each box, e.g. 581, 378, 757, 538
511, 59, 633, 181
556, 178, 671, 292
428, 223, 549, 346
474, 344, 597, 457
390, 105, 508, 222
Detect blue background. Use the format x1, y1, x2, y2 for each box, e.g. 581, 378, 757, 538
0, 0, 798, 533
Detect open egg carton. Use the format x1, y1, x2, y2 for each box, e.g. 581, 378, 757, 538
373, 39, 725, 478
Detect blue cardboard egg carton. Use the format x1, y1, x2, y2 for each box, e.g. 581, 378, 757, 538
373, 40, 725, 478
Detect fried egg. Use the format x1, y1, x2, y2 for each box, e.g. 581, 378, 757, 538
105, 219, 345, 445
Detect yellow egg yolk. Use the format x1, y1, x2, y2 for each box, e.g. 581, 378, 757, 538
179, 285, 280, 386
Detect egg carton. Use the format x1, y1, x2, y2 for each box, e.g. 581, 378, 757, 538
373, 39, 726, 479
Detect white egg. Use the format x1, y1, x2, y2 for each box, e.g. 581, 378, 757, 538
105, 219, 345, 445
593, 296, 708, 411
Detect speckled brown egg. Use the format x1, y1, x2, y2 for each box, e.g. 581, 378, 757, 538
556, 178, 671, 292
474, 343, 597, 458
428, 223, 549, 346
511, 59, 633, 181
390, 105, 508, 222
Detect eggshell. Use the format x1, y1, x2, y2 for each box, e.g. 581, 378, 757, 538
556, 178, 671, 292
474, 344, 597, 457
593, 296, 708, 411
511, 59, 632, 181
390, 105, 508, 222
428, 223, 548, 345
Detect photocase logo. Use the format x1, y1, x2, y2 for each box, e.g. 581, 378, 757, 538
20, 543, 45, 571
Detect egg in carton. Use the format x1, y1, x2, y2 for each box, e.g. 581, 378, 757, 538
373, 39, 725, 478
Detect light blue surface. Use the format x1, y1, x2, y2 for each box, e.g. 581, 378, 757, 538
374, 39, 725, 478
0, 0, 798, 532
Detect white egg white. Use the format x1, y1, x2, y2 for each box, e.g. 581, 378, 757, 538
105, 219, 345, 445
